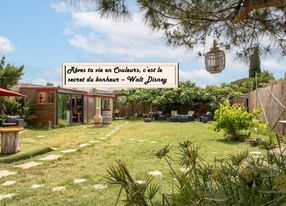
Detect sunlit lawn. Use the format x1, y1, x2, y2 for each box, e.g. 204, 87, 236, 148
0, 120, 268, 205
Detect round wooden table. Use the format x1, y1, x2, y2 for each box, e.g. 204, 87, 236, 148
0, 127, 23, 154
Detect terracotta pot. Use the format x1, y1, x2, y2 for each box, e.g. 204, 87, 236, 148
94, 109, 103, 127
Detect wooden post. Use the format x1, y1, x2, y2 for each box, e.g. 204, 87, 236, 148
0, 127, 23, 155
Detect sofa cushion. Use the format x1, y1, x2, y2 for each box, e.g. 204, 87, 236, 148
6, 115, 20, 123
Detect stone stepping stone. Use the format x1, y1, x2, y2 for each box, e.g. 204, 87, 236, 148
93, 184, 107, 190
0, 193, 16, 200
61, 149, 77, 154
89, 140, 99, 144
138, 140, 144, 142
148, 170, 162, 177
100, 137, 107, 140
0, 170, 17, 179
269, 147, 286, 155
31, 184, 44, 189
36, 135, 47, 138
1, 181, 16, 186
52, 186, 66, 191
79, 143, 91, 148
180, 167, 190, 173
15, 161, 42, 169
135, 180, 145, 184
22, 138, 34, 143
73, 178, 87, 184
51, 147, 58, 150
151, 141, 157, 144
250, 151, 262, 155
39, 154, 62, 161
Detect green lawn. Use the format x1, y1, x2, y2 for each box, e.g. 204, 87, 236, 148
0, 120, 268, 205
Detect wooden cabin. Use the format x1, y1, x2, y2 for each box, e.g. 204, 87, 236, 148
19, 85, 114, 126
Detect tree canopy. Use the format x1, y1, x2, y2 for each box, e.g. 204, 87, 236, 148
119, 71, 274, 113
72, 0, 286, 56
0, 56, 24, 89
249, 46, 261, 78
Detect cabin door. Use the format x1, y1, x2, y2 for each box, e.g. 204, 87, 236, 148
71, 95, 83, 124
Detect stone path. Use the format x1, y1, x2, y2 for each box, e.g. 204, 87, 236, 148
79, 143, 91, 148
74, 178, 87, 184
39, 154, 62, 161
94, 184, 107, 190
31, 184, 44, 189
0, 193, 16, 200
135, 180, 145, 184
36, 135, 47, 138
15, 161, 42, 169
0, 170, 17, 179
89, 140, 99, 144
61, 149, 77, 154
0, 122, 129, 201
52, 186, 66, 191
249, 151, 262, 155
180, 167, 190, 173
2, 181, 16, 186
148, 170, 162, 177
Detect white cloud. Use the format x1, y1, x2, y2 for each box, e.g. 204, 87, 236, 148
52, 3, 285, 85
0, 36, 15, 53
25, 78, 61, 86
262, 57, 286, 71
67, 12, 202, 63
179, 69, 219, 86
50, 2, 70, 12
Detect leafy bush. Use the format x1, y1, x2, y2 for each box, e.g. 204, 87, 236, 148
58, 120, 67, 128
0, 97, 35, 120
211, 100, 266, 141
107, 136, 286, 205
106, 160, 159, 206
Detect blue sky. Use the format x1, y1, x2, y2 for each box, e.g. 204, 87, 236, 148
0, 0, 285, 87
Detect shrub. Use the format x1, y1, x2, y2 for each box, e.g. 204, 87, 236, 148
58, 120, 67, 128
107, 136, 286, 205
211, 100, 266, 141
106, 160, 159, 206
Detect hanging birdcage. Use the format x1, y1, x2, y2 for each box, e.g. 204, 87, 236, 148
205, 40, 225, 74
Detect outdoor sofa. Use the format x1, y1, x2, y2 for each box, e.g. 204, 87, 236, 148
0, 115, 24, 127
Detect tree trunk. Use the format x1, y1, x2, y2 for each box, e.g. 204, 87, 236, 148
1, 132, 21, 154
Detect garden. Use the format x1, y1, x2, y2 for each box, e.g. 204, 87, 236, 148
0, 118, 281, 205
0, 0, 285, 205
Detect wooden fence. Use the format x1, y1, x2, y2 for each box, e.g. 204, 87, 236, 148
249, 80, 286, 135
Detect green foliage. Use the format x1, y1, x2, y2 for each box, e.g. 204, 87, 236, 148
211, 100, 265, 141
108, 136, 286, 205
106, 160, 160, 206
230, 70, 275, 93
58, 120, 67, 128
0, 56, 24, 89
120, 81, 240, 113
76, 0, 286, 56
0, 97, 35, 120
249, 46, 261, 78
119, 73, 274, 115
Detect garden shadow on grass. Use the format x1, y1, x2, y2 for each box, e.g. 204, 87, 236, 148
215, 135, 251, 145
0, 144, 52, 163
